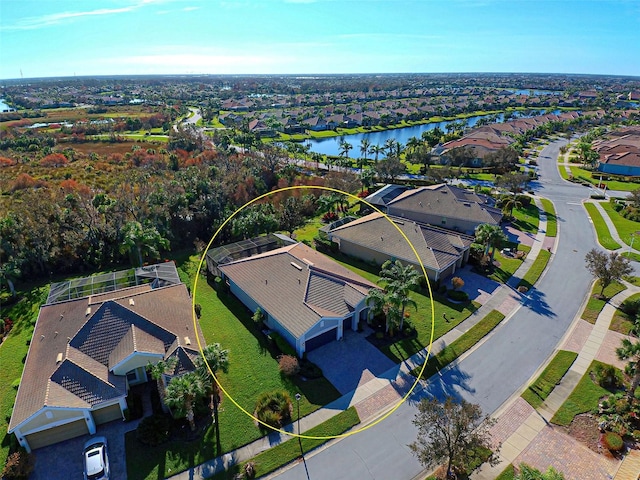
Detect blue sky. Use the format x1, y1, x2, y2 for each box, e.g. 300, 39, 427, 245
1, 0, 639, 80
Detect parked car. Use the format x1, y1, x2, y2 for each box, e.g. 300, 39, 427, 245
83, 436, 110, 480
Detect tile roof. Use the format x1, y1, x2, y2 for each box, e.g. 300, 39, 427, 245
219, 243, 375, 339
9, 275, 204, 431
108, 325, 166, 369
329, 213, 473, 273
387, 184, 502, 226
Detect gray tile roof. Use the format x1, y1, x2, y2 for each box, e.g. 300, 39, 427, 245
219, 243, 375, 339
9, 276, 205, 431
108, 325, 166, 370
329, 213, 474, 274
387, 184, 503, 226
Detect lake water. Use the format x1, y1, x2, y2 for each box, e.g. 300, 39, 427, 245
307, 113, 505, 157
0, 99, 12, 112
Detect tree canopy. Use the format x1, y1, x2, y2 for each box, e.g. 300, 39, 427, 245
584, 249, 633, 295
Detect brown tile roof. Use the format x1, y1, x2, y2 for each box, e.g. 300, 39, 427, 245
108, 325, 166, 369
219, 243, 375, 339
9, 277, 204, 431
329, 213, 473, 274
387, 184, 502, 226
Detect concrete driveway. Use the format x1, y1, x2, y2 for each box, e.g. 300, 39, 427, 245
307, 329, 397, 395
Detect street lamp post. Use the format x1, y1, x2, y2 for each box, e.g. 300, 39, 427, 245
295, 393, 311, 480
630, 231, 640, 255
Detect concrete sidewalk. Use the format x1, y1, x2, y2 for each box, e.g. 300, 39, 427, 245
168, 199, 553, 480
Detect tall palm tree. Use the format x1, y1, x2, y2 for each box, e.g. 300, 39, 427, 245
378, 260, 420, 331
406, 136, 421, 154
148, 357, 178, 407
616, 331, 640, 403
119, 220, 170, 267
384, 138, 397, 157
359, 138, 371, 168
370, 144, 384, 162
500, 195, 523, 217
195, 344, 229, 422
338, 139, 353, 170
165, 372, 206, 431
474, 224, 508, 260
366, 288, 403, 335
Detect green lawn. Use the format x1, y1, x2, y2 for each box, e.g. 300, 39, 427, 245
488, 244, 531, 284
568, 166, 640, 192
611, 292, 640, 335
0, 286, 49, 469
495, 465, 516, 480
206, 407, 360, 480
540, 198, 557, 237
413, 310, 505, 380
551, 360, 614, 426
581, 281, 626, 324
583, 202, 622, 250
511, 203, 539, 234
517, 249, 551, 290
294, 218, 324, 244
521, 350, 578, 409
600, 201, 640, 248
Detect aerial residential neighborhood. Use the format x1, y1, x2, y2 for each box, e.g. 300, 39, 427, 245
2, 1, 640, 480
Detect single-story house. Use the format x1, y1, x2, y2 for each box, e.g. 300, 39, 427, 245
327, 213, 474, 283
8, 262, 204, 452
360, 184, 412, 213
218, 242, 376, 357
386, 184, 503, 235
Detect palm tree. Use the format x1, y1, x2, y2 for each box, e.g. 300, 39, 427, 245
338, 139, 353, 170
366, 288, 403, 335
148, 357, 178, 408
370, 144, 384, 162
165, 372, 206, 431
475, 224, 508, 260
378, 260, 419, 331
500, 195, 523, 217
616, 331, 640, 403
119, 220, 170, 267
195, 344, 229, 422
359, 138, 371, 167
406, 136, 421, 154
384, 138, 397, 157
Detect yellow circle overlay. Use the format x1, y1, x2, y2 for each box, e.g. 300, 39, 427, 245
193, 185, 435, 440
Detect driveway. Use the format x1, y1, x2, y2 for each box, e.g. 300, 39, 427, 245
306, 329, 397, 395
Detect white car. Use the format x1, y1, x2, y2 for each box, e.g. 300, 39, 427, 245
83, 436, 110, 480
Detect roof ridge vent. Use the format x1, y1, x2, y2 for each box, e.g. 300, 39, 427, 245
56, 352, 63, 364
85, 307, 91, 316
290, 261, 303, 271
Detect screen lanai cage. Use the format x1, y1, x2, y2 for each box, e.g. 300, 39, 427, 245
205, 233, 296, 278
45, 261, 182, 305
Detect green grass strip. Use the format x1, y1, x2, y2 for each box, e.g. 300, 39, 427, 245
413, 310, 505, 379
495, 464, 516, 480
540, 198, 557, 237
517, 249, 551, 290
551, 361, 613, 426
521, 350, 578, 408
601, 201, 640, 247
581, 280, 626, 324
584, 202, 622, 250
208, 407, 360, 480
511, 203, 539, 235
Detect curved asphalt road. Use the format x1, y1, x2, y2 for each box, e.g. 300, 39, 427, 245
272, 137, 610, 480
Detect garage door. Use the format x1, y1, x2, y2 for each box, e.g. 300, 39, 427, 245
342, 315, 353, 332
25, 419, 89, 450
305, 328, 336, 352
92, 403, 122, 425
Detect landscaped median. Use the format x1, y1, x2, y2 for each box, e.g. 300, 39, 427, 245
539, 198, 557, 237
521, 350, 578, 409
583, 202, 622, 250
411, 310, 505, 380
516, 249, 551, 291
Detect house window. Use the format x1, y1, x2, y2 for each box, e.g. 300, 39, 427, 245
126, 370, 139, 384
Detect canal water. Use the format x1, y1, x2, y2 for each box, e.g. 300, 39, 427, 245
0, 99, 12, 112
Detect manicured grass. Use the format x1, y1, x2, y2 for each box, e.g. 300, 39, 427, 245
511, 203, 539, 234
517, 249, 551, 290
0, 286, 48, 469
495, 464, 516, 480
206, 407, 360, 480
293, 218, 324, 244
611, 292, 640, 335
568, 166, 640, 192
521, 350, 578, 408
327, 252, 480, 362
413, 310, 505, 380
601, 201, 640, 248
540, 198, 557, 237
125, 255, 342, 480
581, 280, 626, 324
551, 360, 613, 426
487, 244, 531, 284
583, 202, 622, 250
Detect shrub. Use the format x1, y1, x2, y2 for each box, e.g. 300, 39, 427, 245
447, 289, 469, 302
517, 285, 529, 293
278, 355, 300, 376
252, 307, 264, 324
451, 276, 465, 290
601, 431, 624, 451
1, 450, 34, 480
136, 414, 172, 446
244, 461, 256, 479
255, 390, 292, 429
322, 211, 339, 223
270, 332, 297, 357
620, 298, 640, 317
594, 363, 623, 389
194, 303, 202, 319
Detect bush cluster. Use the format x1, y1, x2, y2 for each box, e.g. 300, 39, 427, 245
269, 332, 297, 357
601, 431, 624, 451
1, 450, 34, 480
255, 391, 292, 430
278, 355, 300, 376
137, 414, 172, 446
